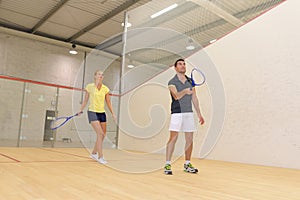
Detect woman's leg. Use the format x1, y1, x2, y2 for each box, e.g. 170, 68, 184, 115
90, 121, 105, 158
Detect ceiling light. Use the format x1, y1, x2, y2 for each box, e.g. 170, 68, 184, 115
151, 3, 178, 19
127, 64, 135, 68
186, 38, 195, 50
121, 22, 132, 27
209, 39, 217, 44
186, 45, 195, 50
69, 49, 78, 55
69, 44, 78, 55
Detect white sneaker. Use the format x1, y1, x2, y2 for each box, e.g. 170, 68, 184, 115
90, 153, 98, 161
98, 157, 108, 164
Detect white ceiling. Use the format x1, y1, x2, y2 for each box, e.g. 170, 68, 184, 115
0, 0, 285, 58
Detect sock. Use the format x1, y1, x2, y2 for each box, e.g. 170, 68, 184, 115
185, 160, 190, 165
166, 161, 171, 165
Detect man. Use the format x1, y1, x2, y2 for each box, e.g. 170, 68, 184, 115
164, 59, 205, 175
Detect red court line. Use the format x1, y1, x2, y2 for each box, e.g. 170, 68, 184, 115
0, 74, 120, 96
0, 73, 167, 97
0, 75, 83, 91
39, 148, 89, 159
0, 160, 93, 164
0, 148, 92, 164
0, 153, 20, 162
17, 160, 93, 163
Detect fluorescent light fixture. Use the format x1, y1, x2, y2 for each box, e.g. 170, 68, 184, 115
151, 3, 178, 19
127, 64, 135, 68
186, 45, 195, 50
69, 49, 78, 55
121, 22, 132, 27
209, 39, 217, 44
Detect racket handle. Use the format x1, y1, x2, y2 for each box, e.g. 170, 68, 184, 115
191, 79, 196, 87
76, 111, 83, 116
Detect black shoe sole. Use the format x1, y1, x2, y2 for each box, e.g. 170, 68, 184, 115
184, 169, 198, 173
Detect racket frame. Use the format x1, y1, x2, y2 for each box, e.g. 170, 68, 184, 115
190, 67, 206, 86
50, 112, 81, 130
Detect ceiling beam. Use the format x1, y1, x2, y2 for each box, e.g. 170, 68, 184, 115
0, 26, 93, 53
187, 0, 244, 27
66, 0, 147, 43
31, 0, 70, 34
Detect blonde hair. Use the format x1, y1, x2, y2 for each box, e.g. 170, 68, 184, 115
94, 70, 103, 81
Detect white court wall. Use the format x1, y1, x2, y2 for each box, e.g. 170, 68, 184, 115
118, 65, 211, 159
200, 0, 300, 169
118, 0, 300, 169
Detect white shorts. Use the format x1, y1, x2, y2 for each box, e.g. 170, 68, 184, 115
169, 113, 196, 132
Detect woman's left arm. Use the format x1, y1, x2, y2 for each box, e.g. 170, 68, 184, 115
105, 93, 116, 121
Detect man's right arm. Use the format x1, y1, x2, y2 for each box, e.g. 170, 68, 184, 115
169, 85, 193, 100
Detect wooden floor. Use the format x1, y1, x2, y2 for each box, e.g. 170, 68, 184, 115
0, 147, 299, 200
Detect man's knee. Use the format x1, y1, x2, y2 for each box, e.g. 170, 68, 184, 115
168, 135, 178, 144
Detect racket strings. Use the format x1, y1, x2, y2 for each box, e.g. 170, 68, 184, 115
51, 117, 68, 130
191, 68, 206, 86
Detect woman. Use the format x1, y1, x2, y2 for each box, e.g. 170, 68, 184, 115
79, 70, 116, 164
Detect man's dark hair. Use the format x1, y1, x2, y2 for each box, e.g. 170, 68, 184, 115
174, 59, 185, 67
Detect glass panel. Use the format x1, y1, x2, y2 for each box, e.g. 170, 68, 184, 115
54, 88, 82, 148
19, 82, 57, 147
0, 78, 23, 146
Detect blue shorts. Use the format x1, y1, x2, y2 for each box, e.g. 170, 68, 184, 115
87, 111, 107, 123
